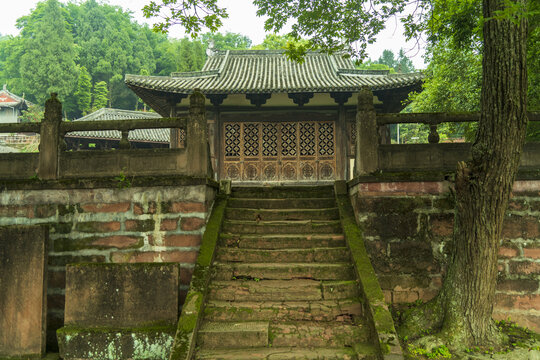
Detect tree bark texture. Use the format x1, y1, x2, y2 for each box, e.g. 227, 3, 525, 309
438, 0, 528, 346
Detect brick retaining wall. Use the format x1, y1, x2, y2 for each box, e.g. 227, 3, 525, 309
349, 180, 540, 332
0, 184, 216, 351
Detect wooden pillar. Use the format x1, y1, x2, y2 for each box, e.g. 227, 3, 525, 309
214, 107, 222, 180
355, 88, 378, 176
208, 94, 227, 180
38, 93, 62, 180
186, 90, 208, 177
336, 103, 347, 180
330, 92, 353, 181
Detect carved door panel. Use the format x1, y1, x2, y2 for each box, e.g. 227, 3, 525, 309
222, 121, 336, 182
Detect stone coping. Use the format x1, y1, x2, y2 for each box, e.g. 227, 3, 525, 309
0, 175, 219, 191
348, 169, 540, 187
335, 181, 404, 359
168, 195, 228, 360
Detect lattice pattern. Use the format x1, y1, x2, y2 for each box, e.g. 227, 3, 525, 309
349, 122, 356, 154
300, 122, 316, 156
318, 122, 335, 156
243, 123, 259, 156
223, 120, 337, 181
178, 129, 186, 148
262, 123, 278, 157
281, 123, 297, 156
224, 123, 240, 157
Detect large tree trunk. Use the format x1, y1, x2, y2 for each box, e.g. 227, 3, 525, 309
437, 0, 529, 346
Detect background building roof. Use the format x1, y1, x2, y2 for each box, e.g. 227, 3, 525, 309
0, 84, 31, 109
66, 108, 168, 143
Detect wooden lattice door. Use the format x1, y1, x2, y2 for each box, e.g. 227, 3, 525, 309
222, 121, 337, 182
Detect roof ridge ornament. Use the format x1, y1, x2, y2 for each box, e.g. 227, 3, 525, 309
206, 39, 216, 57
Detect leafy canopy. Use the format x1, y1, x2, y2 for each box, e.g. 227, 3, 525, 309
143, 0, 228, 36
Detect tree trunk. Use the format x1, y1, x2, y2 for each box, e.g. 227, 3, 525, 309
437, 0, 528, 346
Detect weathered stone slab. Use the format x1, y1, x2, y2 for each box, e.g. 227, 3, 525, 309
0, 225, 48, 358
57, 326, 176, 359
64, 263, 179, 327
59, 263, 180, 359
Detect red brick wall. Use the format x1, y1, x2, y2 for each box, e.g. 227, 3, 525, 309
349, 180, 540, 332
0, 184, 216, 351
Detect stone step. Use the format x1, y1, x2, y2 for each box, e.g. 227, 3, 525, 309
231, 186, 335, 199
269, 322, 369, 348
228, 197, 336, 209
209, 279, 359, 301
204, 298, 363, 322
213, 263, 355, 281
208, 279, 319, 301
215, 247, 350, 263
195, 347, 362, 360
222, 220, 342, 235
197, 321, 269, 349
220, 234, 346, 249
225, 207, 340, 221
197, 321, 368, 350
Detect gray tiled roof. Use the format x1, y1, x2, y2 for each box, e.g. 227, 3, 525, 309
67, 108, 168, 143
125, 50, 423, 94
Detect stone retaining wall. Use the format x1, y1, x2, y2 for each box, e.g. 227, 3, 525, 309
0, 184, 216, 351
349, 180, 540, 332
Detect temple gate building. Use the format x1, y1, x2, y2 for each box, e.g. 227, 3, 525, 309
126, 50, 423, 182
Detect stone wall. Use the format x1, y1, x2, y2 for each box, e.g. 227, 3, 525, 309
349, 179, 540, 332
0, 183, 216, 351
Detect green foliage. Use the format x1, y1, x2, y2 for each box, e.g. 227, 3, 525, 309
19, 0, 78, 110
253, 0, 405, 59
407, 344, 452, 359
357, 61, 395, 73
92, 81, 108, 111
357, 49, 415, 74
19, 104, 44, 123
251, 34, 289, 50
250, 34, 314, 63
67, 0, 159, 110
143, 0, 227, 36
75, 66, 92, 116
406, 0, 539, 143
0, 0, 172, 117
177, 38, 206, 71
114, 168, 132, 189
200, 32, 251, 50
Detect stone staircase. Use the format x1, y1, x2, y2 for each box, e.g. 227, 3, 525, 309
192, 186, 378, 360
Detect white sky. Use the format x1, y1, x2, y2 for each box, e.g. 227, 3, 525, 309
0, 0, 426, 69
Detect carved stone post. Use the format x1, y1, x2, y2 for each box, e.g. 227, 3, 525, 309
186, 90, 208, 177
38, 93, 62, 180
355, 88, 378, 176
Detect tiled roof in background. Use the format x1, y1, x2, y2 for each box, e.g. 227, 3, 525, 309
66, 108, 169, 143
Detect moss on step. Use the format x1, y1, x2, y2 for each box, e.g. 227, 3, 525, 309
169, 196, 228, 360
334, 181, 404, 359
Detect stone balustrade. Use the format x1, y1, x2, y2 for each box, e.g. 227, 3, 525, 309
0, 90, 211, 180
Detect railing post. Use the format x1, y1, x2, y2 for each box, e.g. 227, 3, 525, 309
354, 88, 378, 176
38, 93, 62, 180
186, 89, 208, 177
